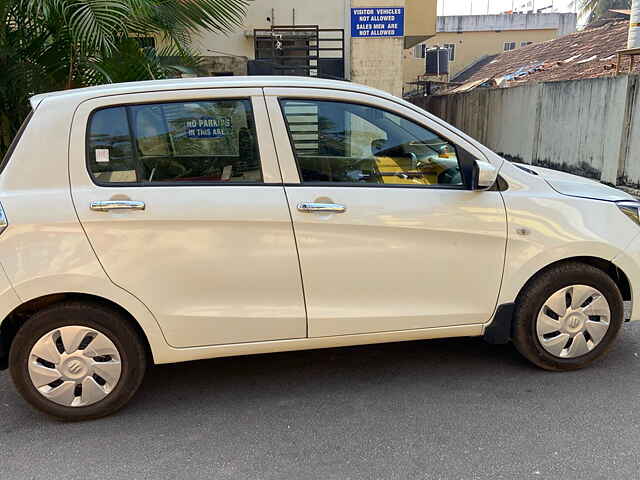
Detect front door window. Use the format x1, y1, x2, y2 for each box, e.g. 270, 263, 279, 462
280, 99, 464, 187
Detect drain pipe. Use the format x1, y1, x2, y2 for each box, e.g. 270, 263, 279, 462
630, 0, 640, 49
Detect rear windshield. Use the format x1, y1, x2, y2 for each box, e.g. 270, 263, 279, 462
0, 109, 34, 174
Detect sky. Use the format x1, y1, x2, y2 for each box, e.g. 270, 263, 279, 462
437, 0, 578, 16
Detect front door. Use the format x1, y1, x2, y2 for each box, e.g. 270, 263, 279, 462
69, 89, 306, 348
266, 88, 507, 337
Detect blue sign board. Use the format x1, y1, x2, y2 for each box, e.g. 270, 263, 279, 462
351, 7, 404, 38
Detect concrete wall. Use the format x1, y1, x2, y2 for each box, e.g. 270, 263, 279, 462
534, 78, 629, 184
437, 12, 577, 35
621, 77, 640, 188
483, 84, 540, 164
199, 56, 248, 77
411, 75, 640, 190
423, 84, 541, 162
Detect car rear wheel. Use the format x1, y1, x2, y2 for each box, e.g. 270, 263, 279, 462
9, 301, 146, 421
512, 262, 624, 371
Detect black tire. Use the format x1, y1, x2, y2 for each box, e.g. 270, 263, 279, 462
512, 262, 624, 371
9, 301, 146, 421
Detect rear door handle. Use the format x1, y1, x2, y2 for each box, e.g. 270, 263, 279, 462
90, 200, 146, 212
297, 202, 346, 213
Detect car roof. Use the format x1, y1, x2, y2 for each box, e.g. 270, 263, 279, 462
29, 76, 397, 109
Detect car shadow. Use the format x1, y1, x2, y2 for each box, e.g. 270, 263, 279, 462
132, 337, 540, 412
127, 329, 639, 415
2, 330, 638, 430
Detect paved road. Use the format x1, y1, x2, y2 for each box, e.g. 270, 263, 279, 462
1, 325, 640, 480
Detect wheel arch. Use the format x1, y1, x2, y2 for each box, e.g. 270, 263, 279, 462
0, 292, 155, 370
485, 256, 631, 345
515, 256, 631, 304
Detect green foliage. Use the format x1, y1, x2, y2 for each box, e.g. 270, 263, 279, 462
0, 0, 248, 156
581, 0, 631, 25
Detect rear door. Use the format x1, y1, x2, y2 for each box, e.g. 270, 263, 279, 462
69, 88, 306, 348
265, 87, 507, 337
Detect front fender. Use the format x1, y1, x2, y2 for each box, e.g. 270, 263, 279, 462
497, 183, 639, 312
498, 241, 628, 308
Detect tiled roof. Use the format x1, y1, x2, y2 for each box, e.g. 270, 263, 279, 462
451, 20, 639, 86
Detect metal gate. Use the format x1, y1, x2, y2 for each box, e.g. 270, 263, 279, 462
250, 25, 345, 80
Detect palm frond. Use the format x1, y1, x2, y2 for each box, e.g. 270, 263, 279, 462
65, 0, 132, 54
0, 0, 249, 156
129, 0, 247, 35
581, 0, 631, 24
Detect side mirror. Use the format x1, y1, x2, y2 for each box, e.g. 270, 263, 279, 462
471, 159, 498, 190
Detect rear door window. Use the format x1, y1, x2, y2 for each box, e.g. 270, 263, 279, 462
86, 99, 262, 184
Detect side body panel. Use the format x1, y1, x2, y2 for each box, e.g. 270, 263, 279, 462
265, 88, 508, 337
152, 324, 484, 364
69, 89, 306, 348
283, 185, 507, 336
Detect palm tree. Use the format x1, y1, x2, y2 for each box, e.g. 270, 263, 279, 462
0, 0, 248, 156
581, 0, 631, 24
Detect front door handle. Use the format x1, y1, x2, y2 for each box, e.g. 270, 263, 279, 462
297, 202, 346, 213
90, 200, 146, 212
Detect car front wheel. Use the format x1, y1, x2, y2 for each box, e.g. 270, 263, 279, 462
512, 262, 624, 371
9, 301, 146, 421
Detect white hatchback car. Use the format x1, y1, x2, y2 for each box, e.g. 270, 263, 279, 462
1, 76, 639, 420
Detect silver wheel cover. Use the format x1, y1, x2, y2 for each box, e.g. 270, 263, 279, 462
28, 326, 122, 407
536, 285, 611, 359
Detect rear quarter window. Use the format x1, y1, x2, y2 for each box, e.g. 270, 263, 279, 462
0, 110, 34, 174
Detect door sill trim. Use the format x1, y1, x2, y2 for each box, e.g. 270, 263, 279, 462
154, 323, 484, 365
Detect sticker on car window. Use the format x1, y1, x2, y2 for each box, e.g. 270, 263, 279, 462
95, 148, 110, 163
185, 117, 232, 139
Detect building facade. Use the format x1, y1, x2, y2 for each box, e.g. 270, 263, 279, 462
408, 12, 576, 81
186, 0, 436, 96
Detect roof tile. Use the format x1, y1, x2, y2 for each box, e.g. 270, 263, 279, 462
451, 20, 639, 87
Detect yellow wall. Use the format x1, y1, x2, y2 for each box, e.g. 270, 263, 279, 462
429, 28, 559, 78
403, 55, 426, 90
405, 0, 437, 47
190, 0, 347, 59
